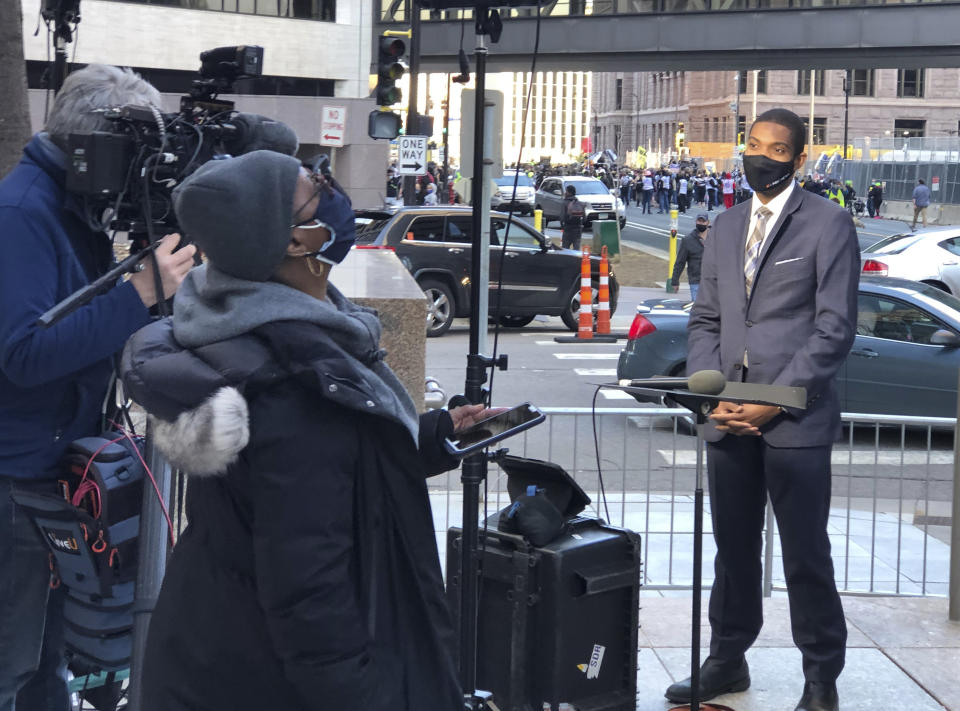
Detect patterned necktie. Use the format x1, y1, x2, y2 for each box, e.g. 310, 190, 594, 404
744, 206, 773, 297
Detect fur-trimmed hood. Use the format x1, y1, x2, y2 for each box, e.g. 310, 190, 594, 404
120, 313, 418, 477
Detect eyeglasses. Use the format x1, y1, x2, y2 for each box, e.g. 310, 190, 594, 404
290, 217, 328, 230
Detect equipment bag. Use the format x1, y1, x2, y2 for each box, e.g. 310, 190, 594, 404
11, 433, 145, 597
565, 198, 586, 226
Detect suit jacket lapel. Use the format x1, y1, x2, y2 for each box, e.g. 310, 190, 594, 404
726, 205, 750, 309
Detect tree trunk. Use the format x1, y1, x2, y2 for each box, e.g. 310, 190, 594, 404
0, 0, 32, 179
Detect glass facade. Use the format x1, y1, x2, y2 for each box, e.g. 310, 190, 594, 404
383, 0, 946, 22
103, 0, 335, 21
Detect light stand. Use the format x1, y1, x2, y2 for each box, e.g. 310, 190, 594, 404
41, 0, 80, 94
460, 12, 502, 710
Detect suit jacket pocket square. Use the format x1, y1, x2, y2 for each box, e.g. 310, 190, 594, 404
774, 257, 805, 266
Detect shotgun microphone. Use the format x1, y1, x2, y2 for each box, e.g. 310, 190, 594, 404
617, 369, 726, 396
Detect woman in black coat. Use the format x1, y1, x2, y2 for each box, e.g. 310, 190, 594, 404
121, 150, 494, 711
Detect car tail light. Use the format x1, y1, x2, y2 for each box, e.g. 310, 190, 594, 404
862, 259, 888, 276
627, 313, 656, 340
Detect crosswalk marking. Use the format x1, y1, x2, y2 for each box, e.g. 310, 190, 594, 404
535, 340, 621, 346
554, 353, 619, 360
600, 390, 636, 400
573, 368, 617, 376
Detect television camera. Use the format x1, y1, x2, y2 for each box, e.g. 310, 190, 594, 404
38, 45, 298, 329
64, 45, 296, 237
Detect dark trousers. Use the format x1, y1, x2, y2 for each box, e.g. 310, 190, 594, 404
0, 478, 69, 711
641, 189, 653, 214
561, 227, 582, 251
706, 437, 847, 682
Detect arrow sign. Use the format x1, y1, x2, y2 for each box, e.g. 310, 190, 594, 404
397, 135, 427, 176
320, 106, 346, 147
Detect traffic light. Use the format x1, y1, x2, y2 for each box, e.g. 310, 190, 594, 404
675, 122, 685, 149
369, 33, 406, 139
375, 35, 406, 107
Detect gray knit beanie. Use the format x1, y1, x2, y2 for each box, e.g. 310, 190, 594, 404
172, 150, 301, 281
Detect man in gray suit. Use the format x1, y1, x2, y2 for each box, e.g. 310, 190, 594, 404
665, 109, 860, 711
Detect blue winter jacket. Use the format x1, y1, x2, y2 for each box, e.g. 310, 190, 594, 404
0, 134, 151, 479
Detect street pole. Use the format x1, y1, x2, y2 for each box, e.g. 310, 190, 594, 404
843, 69, 851, 161
734, 72, 741, 145
403, 0, 421, 206
808, 70, 816, 159
443, 72, 451, 193
951, 370, 960, 621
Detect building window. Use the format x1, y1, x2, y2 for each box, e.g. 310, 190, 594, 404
851, 69, 875, 97
615, 78, 623, 110
897, 69, 925, 98
614, 125, 622, 153
740, 70, 767, 94
803, 117, 827, 144
894, 119, 926, 138
103, 0, 335, 20
797, 70, 825, 96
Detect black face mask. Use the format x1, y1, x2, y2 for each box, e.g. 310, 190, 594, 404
695, 223, 708, 233
742, 153, 795, 194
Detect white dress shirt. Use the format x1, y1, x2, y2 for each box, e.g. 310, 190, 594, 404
745, 179, 796, 256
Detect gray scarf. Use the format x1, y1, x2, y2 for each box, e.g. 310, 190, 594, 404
173, 264, 420, 441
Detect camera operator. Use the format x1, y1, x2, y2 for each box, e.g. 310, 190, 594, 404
0, 64, 195, 709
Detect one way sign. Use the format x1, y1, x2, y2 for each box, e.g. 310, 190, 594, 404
397, 135, 427, 176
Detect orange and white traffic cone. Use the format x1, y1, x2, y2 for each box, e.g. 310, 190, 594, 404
577, 246, 593, 340
597, 246, 611, 335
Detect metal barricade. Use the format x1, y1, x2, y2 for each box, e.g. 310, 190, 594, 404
431, 408, 955, 598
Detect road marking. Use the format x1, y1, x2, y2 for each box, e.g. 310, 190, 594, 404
574, 368, 618, 376
600, 389, 636, 400
554, 353, 619, 360
536, 340, 622, 346
656, 450, 953, 466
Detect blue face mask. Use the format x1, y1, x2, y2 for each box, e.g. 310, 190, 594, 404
309, 180, 356, 266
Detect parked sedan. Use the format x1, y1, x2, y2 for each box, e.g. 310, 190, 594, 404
861, 227, 960, 294
355, 207, 619, 337
617, 278, 960, 418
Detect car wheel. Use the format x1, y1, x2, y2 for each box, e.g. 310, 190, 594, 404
421, 279, 455, 337
498, 314, 535, 328
561, 283, 597, 331
619, 217, 627, 228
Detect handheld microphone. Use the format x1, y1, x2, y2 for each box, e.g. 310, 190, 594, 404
222, 113, 299, 156
617, 369, 726, 396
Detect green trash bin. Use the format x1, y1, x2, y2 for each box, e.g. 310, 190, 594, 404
591, 220, 620, 260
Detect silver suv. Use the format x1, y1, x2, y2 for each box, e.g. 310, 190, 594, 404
536, 175, 622, 228
491, 171, 536, 215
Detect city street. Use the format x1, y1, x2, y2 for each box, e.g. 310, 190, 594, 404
425, 208, 953, 504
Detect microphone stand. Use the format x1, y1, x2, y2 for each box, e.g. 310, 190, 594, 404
600, 382, 806, 711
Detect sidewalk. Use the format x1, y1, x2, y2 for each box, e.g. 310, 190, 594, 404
637, 595, 959, 711
430, 491, 959, 710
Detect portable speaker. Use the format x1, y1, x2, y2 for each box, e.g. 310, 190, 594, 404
447, 517, 641, 711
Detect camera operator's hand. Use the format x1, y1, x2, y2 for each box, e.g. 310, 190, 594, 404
129, 233, 197, 308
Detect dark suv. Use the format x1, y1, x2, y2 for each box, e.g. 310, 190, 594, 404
355, 206, 619, 337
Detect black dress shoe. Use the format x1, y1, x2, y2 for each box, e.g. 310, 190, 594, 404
664, 656, 750, 703
794, 681, 839, 711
